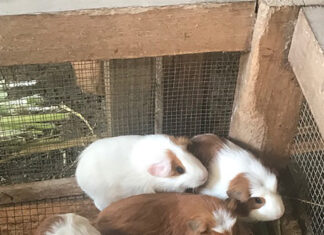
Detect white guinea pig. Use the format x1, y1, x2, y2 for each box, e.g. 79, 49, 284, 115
75, 134, 208, 210
187, 133, 285, 221
34, 213, 100, 235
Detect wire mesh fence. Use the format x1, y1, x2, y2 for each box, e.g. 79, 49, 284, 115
162, 53, 239, 136
289, 99, 324, 235
0, 52, 240, 186
0, 195, 98, 235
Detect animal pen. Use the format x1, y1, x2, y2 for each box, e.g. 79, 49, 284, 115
0, 0, 323, 234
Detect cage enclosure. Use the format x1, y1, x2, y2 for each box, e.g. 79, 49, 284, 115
0, 0, 324, 235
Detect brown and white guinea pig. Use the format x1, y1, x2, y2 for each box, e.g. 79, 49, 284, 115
34, 213, 100, 235
75, 135, 208, 210
94, 192, 237, 235
187, 134, 285, 221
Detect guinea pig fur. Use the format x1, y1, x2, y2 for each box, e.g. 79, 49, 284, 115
95, 192, 237, 235
75, 134, 208, 210
187, 134, 285, 221
34, 213, 100, 235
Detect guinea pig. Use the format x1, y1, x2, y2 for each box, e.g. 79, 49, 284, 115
34, 213, 100, 235
75, 134, 208, 210
94, 192, 237, 235
187, 133, 285, 221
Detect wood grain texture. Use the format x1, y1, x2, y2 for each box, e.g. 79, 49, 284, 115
264, 0, 324, 6
0, 178, 82, 205
0, 2, 255, 66
229, 1, 303, 168
289, 7, 324, 137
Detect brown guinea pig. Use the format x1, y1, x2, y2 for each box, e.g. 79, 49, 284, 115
94, 192, 237, 235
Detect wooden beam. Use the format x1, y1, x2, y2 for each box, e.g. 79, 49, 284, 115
0, 136, 97, 165
264, 0, 324, 6
0, 1, 255, 66
229, 0, 303, 168
0, 178, 82, 205
154, 57, 164, 134
288, 7, 324, 138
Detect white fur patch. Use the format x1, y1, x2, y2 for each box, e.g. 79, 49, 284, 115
46, 213, 100, 235
212, 209, 236, 233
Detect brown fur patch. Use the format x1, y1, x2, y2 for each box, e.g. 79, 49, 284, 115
34, 214, 64, 235
166, 149, 186, 176
227, 173, 250, 202
231, 197, 265, 218
188, 134, 224, 169
169, 136, 191, 147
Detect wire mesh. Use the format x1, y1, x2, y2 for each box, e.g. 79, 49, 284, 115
289, 99, 324, 235
0, 52, 240, 186
162, 52, 239, 136
0, 195, 98, 235
0, 63, 107, 185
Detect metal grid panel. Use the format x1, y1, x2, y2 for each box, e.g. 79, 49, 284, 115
290, 99, 324, 235
162, 52, 240, 136
0, 195, 98, 235
0, 63, 107, 185
0, 52, 240, 185
107, 58, 156, 136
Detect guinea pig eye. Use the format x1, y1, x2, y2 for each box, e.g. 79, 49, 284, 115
254, 197, 263, 204
175, 166, 185, 174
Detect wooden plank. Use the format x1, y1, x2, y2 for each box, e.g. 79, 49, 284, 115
264, 0, 324, 6
0, 178, 82, 205
154, 57, 164, 134
0, 2, 255, 66
229, 1, 304, 168
0, 136, 97, 165
288, 7, 324, 137
103, 61, 113, 137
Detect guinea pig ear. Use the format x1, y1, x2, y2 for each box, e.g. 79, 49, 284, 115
147, 159, 171, 177
226, 173, 250, 202
187, 219, 207, 233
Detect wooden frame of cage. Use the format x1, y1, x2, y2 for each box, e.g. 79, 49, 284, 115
1, 0, 324, 234
0, 0, 257, 202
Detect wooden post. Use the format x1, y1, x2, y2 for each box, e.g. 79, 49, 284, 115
103, 61, 113, 137
0, 178, 82, 205
154, 57, 164, 134
229, 0, 303, 168
289, 7, 324, 138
